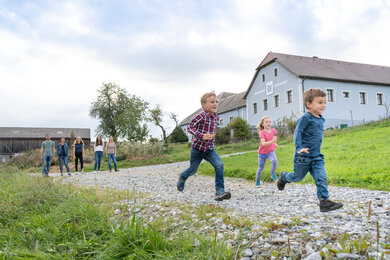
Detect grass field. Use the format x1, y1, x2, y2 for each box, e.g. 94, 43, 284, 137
198, 118, 390, 191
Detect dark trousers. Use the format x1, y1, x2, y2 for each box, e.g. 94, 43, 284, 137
75, 152, 83, 171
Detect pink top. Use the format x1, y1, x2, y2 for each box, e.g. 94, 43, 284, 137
257, 128, 276, 154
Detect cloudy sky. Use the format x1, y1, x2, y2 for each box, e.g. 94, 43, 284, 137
1, 0, 390, 139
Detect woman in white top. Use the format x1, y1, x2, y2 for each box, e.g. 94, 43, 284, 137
94, 136, 104, 173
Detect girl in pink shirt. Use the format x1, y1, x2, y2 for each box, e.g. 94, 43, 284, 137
256, 116, 278, 186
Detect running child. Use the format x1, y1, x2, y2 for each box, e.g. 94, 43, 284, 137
277, 88, 343, 212
255, 116, 278, 186
177, 92, 231, 201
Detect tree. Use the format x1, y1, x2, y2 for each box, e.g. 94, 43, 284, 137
168, 127, 188, 143
149, 105, 167, 142
89, 82, 149, 142
169, 112, 179, 128
229, 117, 251, 141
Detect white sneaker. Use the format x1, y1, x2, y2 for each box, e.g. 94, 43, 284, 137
94, 171, 96, 173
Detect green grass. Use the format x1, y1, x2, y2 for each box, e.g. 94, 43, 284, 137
0, 170, 233, 259
198, 118, 390, 191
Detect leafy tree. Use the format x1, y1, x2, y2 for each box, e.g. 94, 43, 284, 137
215, 127, 231, 144
229, 117, 251, 141
168, 127, 188, 143
149, 105, 167, 142
89, 82, 149, 142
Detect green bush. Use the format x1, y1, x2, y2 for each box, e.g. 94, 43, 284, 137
120, 141, 164, 159
274, 113, 297, 138
168, 127, 189, 143
229, 117, 251, 141
215, 127, 230, 144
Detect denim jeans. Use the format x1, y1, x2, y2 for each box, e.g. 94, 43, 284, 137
107, 154, 117, 171
94, 151, 103, 171
180, 147, 224, 190
282, 154, 329, 200
58, 155, 70, 174
42, 156, 53, 175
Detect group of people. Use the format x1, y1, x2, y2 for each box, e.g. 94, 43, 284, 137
41, 134, 119, 176
177, 89, 344, 212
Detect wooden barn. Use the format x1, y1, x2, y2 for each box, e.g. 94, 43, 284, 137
0, 127, 90, 163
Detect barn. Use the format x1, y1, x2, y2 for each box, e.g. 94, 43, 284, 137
0, 127, 90, 163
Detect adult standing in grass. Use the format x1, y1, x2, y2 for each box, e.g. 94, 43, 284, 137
94, 136, 104, 173
56, 137, 71, 176
106, 136, 119, 172
41, 133, 55, 177
277, 88, 343, 212
73, 136, 85, 173
177, 92, 231, 201
255, 116, 278, 187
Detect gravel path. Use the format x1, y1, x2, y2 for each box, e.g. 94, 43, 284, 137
59, 159, 390, 259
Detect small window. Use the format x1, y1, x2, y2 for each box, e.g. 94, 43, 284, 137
262, 74, 265, 82
359, 92, 366, 104
286, 90, 293, 104
343, 91, 350, 98
327, 89, 334, 102
263, 99, 268, 111
253, 103, 257, 114
274, 95, 279, 108
229, 116, 234, 123
274, 68, 278, 77
377, 93, 384, 105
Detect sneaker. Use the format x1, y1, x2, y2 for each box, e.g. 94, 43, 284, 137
61, 173, 63, 176
215, 190, 231, 201
177, 177, 186, 192
320, 199, 343, 212
68, 172, 71, 176
115, 169, 119, 172
256, 179, 261, 187
109, 170, 112, 173
277, 171, 287, 190
271, 173, 278, 182
94, 171, 96, 173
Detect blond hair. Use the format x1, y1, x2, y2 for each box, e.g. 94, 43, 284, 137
73, 136, 84, 145
303, 88, 326, 108
200, 92, 217, 105
256, 116, 270, 131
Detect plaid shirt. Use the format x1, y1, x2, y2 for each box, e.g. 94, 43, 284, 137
187, 110, 219, 152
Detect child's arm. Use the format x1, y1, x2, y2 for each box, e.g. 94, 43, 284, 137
294, 117, 310, 154
187, 114, 205, 139
260, 136, 277, 147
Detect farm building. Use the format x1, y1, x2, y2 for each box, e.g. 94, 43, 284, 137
179, 92, 247, 141
245, 52, 390, 130
0, 127, 90, 163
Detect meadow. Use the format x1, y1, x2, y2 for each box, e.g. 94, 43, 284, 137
198, 118, 390, 191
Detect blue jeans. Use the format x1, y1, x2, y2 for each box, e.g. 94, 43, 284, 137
107, 154, 117, 171
94, 151, 103, 171
58, 155, 70, 174
42, 156, 53, 175
282, 154, 329, 200
180, 147, 225, 190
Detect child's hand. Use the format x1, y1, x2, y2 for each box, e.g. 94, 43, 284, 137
298, 148, 309, 154
203, 133, 215, 140
275, 143, 278, 148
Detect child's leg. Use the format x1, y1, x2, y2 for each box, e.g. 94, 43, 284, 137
309, 155, 329, 200
180, 147, 203, 181
256, 153, 267, 181
283, 155, 312, 183
204, 150, 224, 191
268, 151, 278, 181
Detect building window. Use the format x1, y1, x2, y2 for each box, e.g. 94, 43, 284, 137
253, 103, 257, 114
327, 89, 334, 102
286, 90, 292, 103
262, 74, 265, 82
229, 116, 234, 123
359, 92, 366, 104
274, 95, 279, 108
343, 91, 350, 98
263, 99, 268, 111
274, 68, 278, 77
377, 93, 384, 105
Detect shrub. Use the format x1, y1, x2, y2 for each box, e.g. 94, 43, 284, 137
6, 149, 41, 169
215, 127, 230, 144
168, 127, 189, 143
274, 113, 297, 138
120, 141, 164, 159
229, 117, 251, 141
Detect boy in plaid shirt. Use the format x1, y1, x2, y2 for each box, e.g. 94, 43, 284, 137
177, 92, 231, 201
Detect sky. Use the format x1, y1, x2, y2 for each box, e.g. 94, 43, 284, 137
1, 0, 390, 139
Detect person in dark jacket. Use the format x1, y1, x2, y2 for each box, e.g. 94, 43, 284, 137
56, 137, 71, 176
